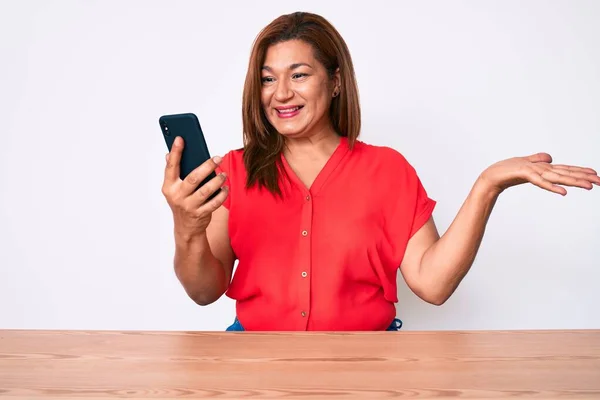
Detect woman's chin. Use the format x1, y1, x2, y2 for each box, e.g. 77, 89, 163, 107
274, 125, 307, 138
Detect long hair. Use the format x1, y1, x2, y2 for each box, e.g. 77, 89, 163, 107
242, 11, 361, 196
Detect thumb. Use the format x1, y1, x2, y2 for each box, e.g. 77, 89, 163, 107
526, 152, 552, 164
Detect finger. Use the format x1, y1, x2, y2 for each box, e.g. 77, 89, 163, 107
552, 164, 598, 176
164, 136, 184, 183
198, 185, 230, 214
526, 170, 567, 195
550, 167, 600, 186
189, 171, 228, 206
181, 155, 223, 195
526, 152, 552, 164
539, 169, 592, 190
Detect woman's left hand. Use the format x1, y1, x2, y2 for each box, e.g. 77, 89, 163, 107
479, 152, 600, 196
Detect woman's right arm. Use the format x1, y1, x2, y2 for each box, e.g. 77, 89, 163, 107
162, 136, 236, 306
173, 206, 235, 306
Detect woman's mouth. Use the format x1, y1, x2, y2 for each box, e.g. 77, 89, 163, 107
275, 105, 304, 118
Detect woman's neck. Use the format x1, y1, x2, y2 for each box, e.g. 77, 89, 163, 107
283, 129, 340, 161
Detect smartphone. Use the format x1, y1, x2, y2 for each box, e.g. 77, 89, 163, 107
159, 113, 221, 200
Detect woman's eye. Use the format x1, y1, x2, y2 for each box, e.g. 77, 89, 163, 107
292, 73, 307, 79
261, 77, 274, 84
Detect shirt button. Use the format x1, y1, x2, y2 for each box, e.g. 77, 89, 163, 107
301, 230, 308, 236
306, 195, 310, 201
301, 271, 307, 278
301, 311, 307, 317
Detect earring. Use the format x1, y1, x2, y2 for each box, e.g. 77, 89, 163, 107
333, 88, 340, 97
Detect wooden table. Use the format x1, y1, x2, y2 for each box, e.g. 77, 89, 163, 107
1, 330, 599, 399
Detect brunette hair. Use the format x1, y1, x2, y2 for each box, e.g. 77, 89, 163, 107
242, 11, 361, 196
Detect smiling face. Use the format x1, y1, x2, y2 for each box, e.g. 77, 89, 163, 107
261, 39, 340, 139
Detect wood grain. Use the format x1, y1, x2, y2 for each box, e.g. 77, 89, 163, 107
1, 330, 599, 399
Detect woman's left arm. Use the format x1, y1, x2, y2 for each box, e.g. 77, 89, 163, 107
400, 152, 600, 306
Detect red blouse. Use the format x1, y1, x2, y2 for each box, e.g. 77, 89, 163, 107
216, 136, 436, 330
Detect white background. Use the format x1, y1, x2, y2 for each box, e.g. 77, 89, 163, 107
1, 0, 598, 331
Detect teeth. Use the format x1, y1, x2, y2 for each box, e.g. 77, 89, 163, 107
278, 107, 299, 113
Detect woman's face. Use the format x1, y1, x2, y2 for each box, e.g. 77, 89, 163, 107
261, 39, 339, 139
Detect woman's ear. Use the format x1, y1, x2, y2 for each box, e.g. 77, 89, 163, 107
332, 67, 341, 97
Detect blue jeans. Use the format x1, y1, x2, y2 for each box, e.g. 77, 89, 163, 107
226, 317, 403, 331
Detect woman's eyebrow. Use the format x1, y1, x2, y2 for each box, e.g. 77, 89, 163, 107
262, 63, 314, 72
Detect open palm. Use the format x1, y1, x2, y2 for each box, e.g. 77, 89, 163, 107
480, 152, 600, 196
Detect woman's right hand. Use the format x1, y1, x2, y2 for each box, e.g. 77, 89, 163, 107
161, 136, 229, 238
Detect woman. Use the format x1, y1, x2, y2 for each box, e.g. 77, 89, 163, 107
161, 12, 599, 331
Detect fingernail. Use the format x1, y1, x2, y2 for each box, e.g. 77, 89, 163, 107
213, 156, 222, 164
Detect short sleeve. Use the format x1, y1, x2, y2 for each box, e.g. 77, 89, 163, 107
215, 151, 233, 210
409, 172, 437, 237
381, 149, 436, 267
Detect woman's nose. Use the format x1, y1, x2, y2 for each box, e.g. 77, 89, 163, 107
274, 81, 293, 102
